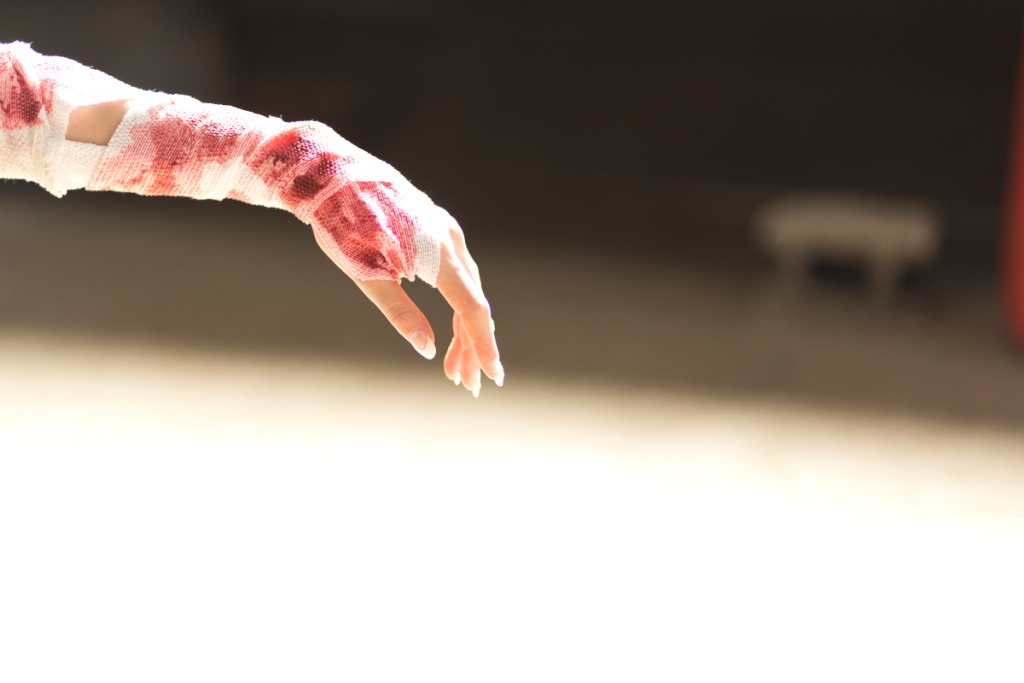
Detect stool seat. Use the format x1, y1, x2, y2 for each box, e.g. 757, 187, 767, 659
754, 193, 941, 300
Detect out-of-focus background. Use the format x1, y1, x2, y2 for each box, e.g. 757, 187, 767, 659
2, 2, 1024, 681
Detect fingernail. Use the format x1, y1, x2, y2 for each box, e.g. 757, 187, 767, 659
410, 331, 436, 360
472, 371, 481, 398
490, 318, 496, 332
492, 361, 505, 387
472, 383, 481, 398
453, 370, 461, 387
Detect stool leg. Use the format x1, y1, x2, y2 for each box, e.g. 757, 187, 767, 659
778, 251, 807, 297
870, 259, 900, 304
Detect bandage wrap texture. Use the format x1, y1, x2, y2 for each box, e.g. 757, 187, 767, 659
0, 42, 444, 283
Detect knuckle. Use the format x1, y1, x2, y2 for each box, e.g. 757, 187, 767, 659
448, 223, 466, 245
466, 299, 490, 319
384, 305, 419, 330
473, 335, 497, 355
466, 292, 489, 312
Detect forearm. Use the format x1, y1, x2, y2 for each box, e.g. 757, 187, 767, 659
66, 99, 132, 145
0, 42, 443, 283
0, 42, 136, 190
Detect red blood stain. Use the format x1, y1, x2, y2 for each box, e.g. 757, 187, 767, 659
245, 126, 416, 277
363, 182, 419, 276
313, 183, 410, 279
0, 53, 55, 130
100, 104, 418, 279
249, 129, 310, 179
288, 155, 342, 203
248, 127, 343, 209
40, 79, 54, 116
107, 105, 246, 195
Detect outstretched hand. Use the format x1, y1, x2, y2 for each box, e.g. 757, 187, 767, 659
313, 218, 503, 397
67, 100, 501, 392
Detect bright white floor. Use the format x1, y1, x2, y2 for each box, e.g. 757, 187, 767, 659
1, 330, 1023, 682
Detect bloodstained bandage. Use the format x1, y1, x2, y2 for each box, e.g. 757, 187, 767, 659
0, 50, 53, 130
0, 41, 444, 284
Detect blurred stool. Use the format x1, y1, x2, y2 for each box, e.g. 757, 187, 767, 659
754, 193, 940, 302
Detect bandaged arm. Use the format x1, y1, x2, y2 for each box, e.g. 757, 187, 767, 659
0, 41, 445, 284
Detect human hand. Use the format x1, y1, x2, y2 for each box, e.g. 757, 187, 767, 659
313, 214, 503, 397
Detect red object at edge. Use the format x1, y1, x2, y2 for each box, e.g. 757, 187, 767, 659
1004, 23, 1024, 350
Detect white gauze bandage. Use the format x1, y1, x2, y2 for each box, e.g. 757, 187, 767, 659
0, 41, 447, 283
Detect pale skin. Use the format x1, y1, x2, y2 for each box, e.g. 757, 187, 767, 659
67, 100, 503, 396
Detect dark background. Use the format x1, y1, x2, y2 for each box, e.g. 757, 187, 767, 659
3, 0, 1022, 272
3, 1, 1024, 424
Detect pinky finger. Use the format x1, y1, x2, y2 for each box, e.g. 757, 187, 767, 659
459, 319, 482, 397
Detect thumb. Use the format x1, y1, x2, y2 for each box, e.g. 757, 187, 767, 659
313, 227, 436, 359
355, 278, 436, 359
